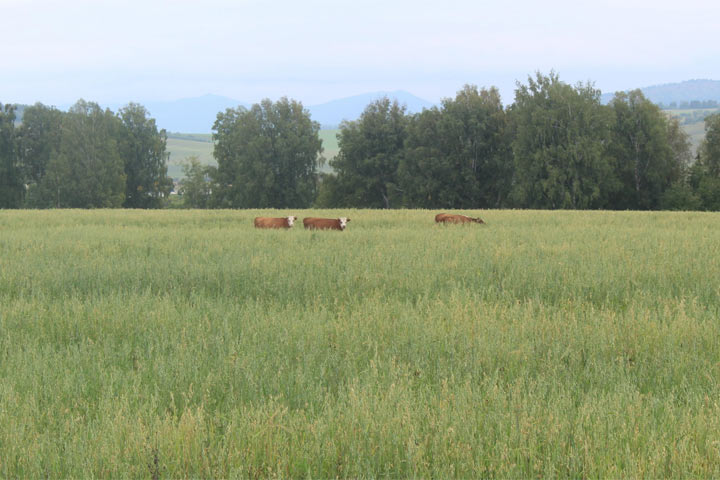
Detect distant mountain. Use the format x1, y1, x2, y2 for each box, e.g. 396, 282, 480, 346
10, 92, 436, 133
129, 91, 435, 133
601, 79, 720, 105
307, 90, 435, 128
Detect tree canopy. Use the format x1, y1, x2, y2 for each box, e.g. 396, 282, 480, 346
0, 103, 23, 208
118, 103, 173, 208
607, 90, 687, 210
212, 98, 322, 208
0, 73, 713, 211
509, 72, 615, 209
319, 98, 408, 208
400, 85, 511, 208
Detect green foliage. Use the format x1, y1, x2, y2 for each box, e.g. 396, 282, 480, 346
37, 100, 126, 208
688, 114, 720, 210
16, 103, 63, 188
509, 72, 615, 209
608, 90, 688, 210
2, 209, 720, 477
698, 113, 720, 177
659, 182, 702, 210
323, 98, 408, 208
179, 156, 214, 208
400, 85, 511, 208
212, 98, 322, 208
118, 103, 173, 208
0, 103, 23, 208
1, 74, 714, 211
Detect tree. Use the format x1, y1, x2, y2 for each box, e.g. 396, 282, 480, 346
323, 98, 408, 208
509, 72, 615, 209
38, 100, 126, 208
212, 97, 322, 208
690, 114, 720, 210
399, 85, 511, 208
0, 103, 23, 208
15, 103, 64, 207
118, 103, 173, 208
179, 156, 214, 208
698, 114, 720, 178
607, 90, 688, 210
16, 103, 63, 185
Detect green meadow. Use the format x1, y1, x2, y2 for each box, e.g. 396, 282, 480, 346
166, 134, 214, 179
665, 108, 719, 154
166, 130, 339, 179
1, 209, 720, 477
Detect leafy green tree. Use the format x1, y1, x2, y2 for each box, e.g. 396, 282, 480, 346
179, 156, 214, 208
697, 114, 720, 178
399, 85, 511, 208
16, 103, 63, 186
0, 103, 23, 208
324, 98, 408, 208
212, 97, 322, 208
15, 103, 64, 207
607, 90, 688, 210
508, 72, 615, 209
691, 114, 720, 210
658, 116, 697, 210
118, 103, 173, 208
38, 100, 126, 208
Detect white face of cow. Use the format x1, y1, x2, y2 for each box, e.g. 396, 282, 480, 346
286, 216, 297, 227
339, 217, 348, 229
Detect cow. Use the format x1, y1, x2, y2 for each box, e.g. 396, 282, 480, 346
435, 213, 485, 224
303, 217, 350, 231
254, 216, 297, 229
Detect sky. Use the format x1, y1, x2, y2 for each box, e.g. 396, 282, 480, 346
2, 0, 719, 107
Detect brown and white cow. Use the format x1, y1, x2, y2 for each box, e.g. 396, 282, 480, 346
435, 213, 485, 224
254, 216, 297, 229
303, 217, 350, 231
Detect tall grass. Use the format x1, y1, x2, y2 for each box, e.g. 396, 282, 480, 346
1, 209, 719, 477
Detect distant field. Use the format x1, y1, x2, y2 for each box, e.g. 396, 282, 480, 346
682, 121, 708, 154
666, 108, 718, 154
2, 209, 720, 477
166, 131, 337, 178
166, 133, 214, 178
318, 129, 339, 171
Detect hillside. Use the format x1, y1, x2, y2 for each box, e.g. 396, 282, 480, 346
166, 131, 337, 179
135, 91, 433, 133
601, 79, 720, 105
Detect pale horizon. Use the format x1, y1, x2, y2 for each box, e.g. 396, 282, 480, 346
3, 0, 719, 107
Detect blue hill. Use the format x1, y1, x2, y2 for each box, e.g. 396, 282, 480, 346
601, 79, 720, 105
307, 90, 435, 128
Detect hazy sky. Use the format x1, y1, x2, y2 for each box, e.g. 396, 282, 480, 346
3, 0, 719, 106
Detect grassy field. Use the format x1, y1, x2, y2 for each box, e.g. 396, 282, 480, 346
166, 134, 214, 179
318, 129, 339, 172
665, 108, 719, 155
166, 131, 339, 179
1, 209, 720, 477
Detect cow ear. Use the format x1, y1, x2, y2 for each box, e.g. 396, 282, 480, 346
347, 218, 351, 222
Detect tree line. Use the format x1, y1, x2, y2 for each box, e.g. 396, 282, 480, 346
2, 72, 720, 211
0, 100, 172, 208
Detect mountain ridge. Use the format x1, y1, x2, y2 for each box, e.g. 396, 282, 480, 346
9, 79, 720, 133
600, 79, 720, 105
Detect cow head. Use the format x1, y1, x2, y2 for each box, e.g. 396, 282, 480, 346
339, 217, 350, 230
473, 217, 485, 224
286, 216, 297, 227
